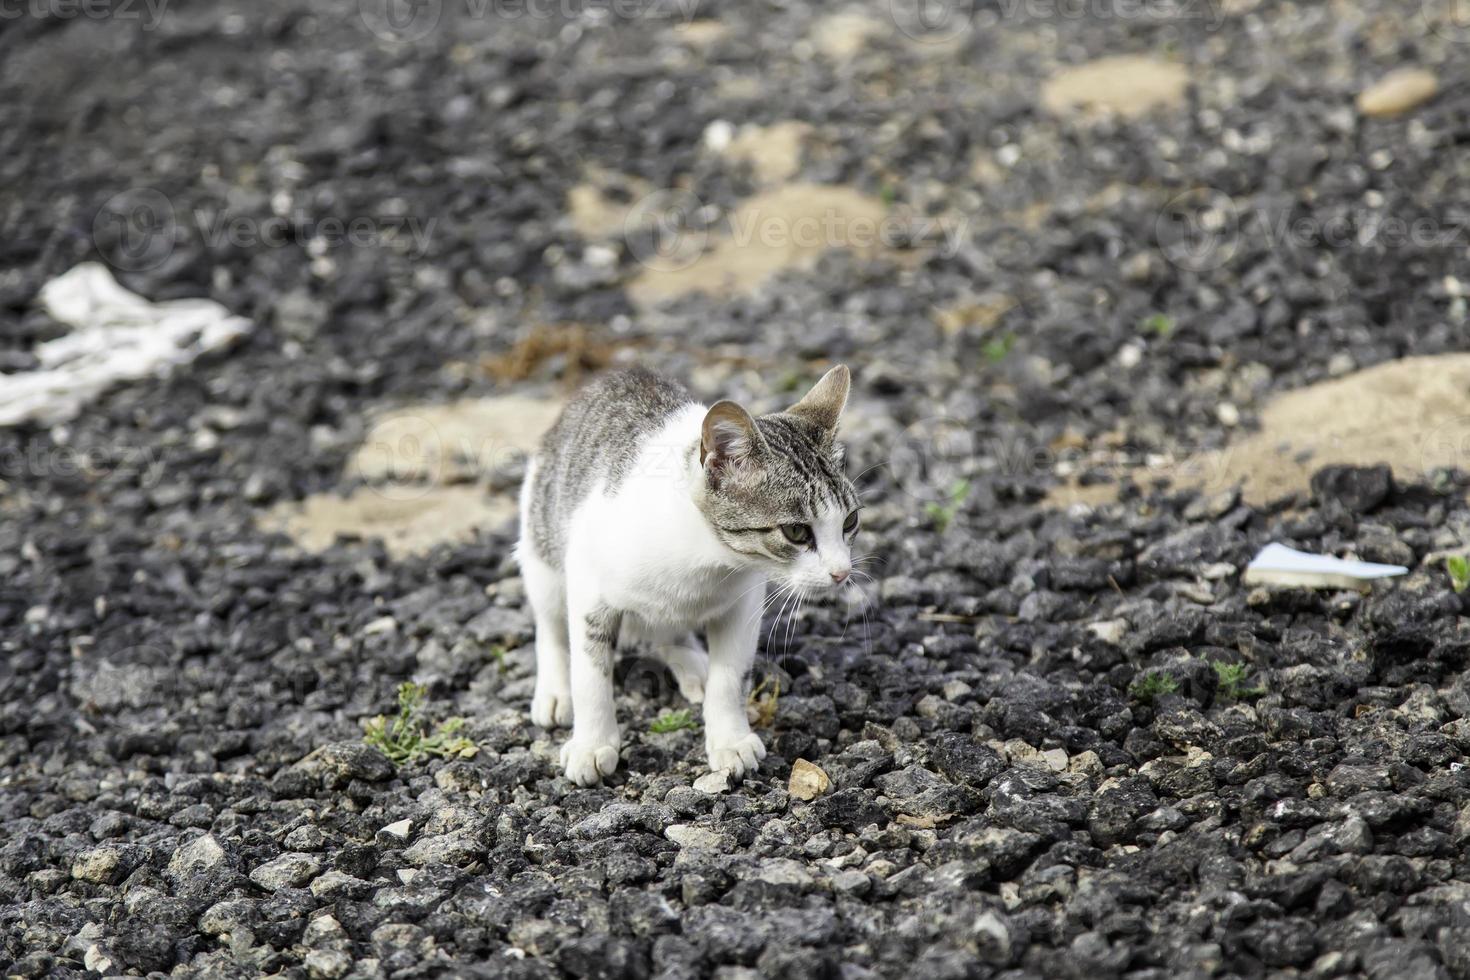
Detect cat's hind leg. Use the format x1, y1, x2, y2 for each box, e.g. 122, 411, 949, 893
520, 546, 572, 728
621, 618, 708, 705
654, 633, 707, 705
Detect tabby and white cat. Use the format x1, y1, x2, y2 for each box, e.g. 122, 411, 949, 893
515, 365, 860, 785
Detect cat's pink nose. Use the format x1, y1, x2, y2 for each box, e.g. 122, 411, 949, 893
830, 570, 849, 584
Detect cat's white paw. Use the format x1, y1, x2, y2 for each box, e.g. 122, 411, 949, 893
530, 686, 573, 728
706, 731, 766, 779
560, 738, 621, 786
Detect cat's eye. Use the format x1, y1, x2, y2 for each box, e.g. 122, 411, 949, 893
843, 510, 860, 534
781, 523, 812, 546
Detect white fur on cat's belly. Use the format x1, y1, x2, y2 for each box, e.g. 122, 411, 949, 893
520, 405, 768, 785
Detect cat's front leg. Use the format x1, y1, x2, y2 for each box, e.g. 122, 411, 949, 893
561, 589, 624, 786
702, 581, 767, 779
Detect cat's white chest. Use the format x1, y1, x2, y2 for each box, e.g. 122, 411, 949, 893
571, 490, 762, 626
621, 561, 762, 627
564, 407, 764, 628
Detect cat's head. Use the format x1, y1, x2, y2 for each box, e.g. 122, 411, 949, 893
695, 365, 860, 590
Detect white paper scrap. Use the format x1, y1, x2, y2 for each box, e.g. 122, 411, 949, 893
0, 263, 253, 427
1242, 542, 1408, 591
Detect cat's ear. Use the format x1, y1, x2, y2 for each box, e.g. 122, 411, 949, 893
787, 364, 850, 433
701, 400, 762, 484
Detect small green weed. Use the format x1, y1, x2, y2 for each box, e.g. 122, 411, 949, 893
1129, 672, 1178, 704
363, 682, 478, 765
982, 332, 1015, 363
1139, 313, 1174, 337
649, 708, 698, 734
1447, 555, 1470, 594
489, 645, 509, 673
925, 479, 972, 532
1212, 662, 1267, 702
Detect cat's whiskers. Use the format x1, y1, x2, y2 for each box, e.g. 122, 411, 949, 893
850, 459, 888, 485
754, 581, 783, 634
767, 583, 803, 653
782, 586, 808, 655
842, 570, 877, 657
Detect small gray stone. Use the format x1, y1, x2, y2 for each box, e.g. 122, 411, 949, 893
273, 288, 327, 341
665, 824, 728, 851
305, 949, 352, 979
694, 770, 731, 794
304, 742, 394, 785
284, 825, 326, 851
84, 944, 117, 974
464, 605, 532, 645
309, 870, 374, 900
303, 914, 349, 949
71, 847, 123, 884
402, 832, 482, 866
249, 852, 322, 891
379, 818, 413, 843
199, 899, 258, 938
753, 858, 814, 889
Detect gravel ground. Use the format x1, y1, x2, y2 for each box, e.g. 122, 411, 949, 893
7, 1, 1470, 977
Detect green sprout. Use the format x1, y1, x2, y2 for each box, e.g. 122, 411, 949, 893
982, 332, 1015, 363
1447, 555, 1470, 594
363, 682, 477, 765
925, 478, 972, 532
879, 183, 898, 207
1212, 662, 1267, 702
1139, 313, 1174, 337
489, 645, 509, 674
649, 708, 698, 734
1129, 672, 1179, 704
